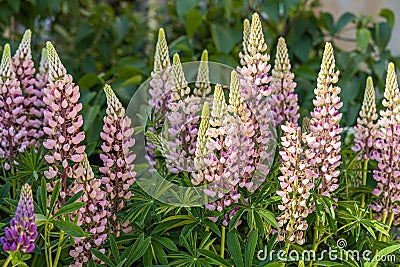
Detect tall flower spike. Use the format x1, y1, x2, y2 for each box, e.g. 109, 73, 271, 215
13, 30, 45, 148
352, 77, 378, 160
269, 37, 300, 127
171, 53, 190, 101
239, 19, 251, 65
371, 63, 400, 226
43, 42, 86, 202
248, 13, 267, 55
100, 84, 136, 236
69, 154, 108, 266
0, 184, 38, 253
305, 42, 343, 197
194, 50, 211, 97
277, 122, 314, 245
0, 44, 26, 170
192, 102, 210, 185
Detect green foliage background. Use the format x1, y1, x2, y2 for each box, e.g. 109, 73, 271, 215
1, 0, 398, 150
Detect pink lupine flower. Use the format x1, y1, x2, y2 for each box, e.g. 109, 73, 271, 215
269, 37, 300, 127
0, 44, 27, 169
277, 122, 314, 245
238, 19, 250, 66
35, 47, 49, 126
371, 63, 400, 226
237, 13, 274, 183
69, 154, 108, 266
100, 84, 136, 235
352, 77, 378, 160
163, 53, 201, 173
304, 42, 343, 197
12, 30, 44, 147
42, 42, 86, 202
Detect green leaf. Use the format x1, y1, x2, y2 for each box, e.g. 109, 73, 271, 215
34, 213, 48, 227
64, 190, 84, 206
52, 220, 86, 237
374, 22, 391, 50
245, 230, 258, 267
379, 8, 395, 28
49, 180, 60, 215
366, 244, 400, 267
125, 235, 151, 266
185, 9, 202, 39
210, 24, 241, 54
314, 261, 345, 266
356, 29, 370, 52
156, 237, 178, 252
176, 0, 201, 18
0, 182, 10, 206
257, 209, 279, 228
83, 105, 101, 132
226, 231, 244, 267
40, 177, 47, 216
229, 208, 246, 231
335, 12, 355, 33
91, 248, 116, 267
203, 218, 221, 237
78, 73, 100, 91
109, 235, 120, 263
197, 249, 231, 267
51, 202, 86, 219
263, 0, 280, 22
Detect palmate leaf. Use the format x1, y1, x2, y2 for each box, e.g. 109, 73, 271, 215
227, 231, 244, 267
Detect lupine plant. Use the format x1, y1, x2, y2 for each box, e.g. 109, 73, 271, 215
1, 11, 400, 267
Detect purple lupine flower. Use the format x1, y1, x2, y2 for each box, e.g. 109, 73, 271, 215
35, 47, 49, 129
352, 77, 378, 160
269, 37, 300, 127
0, 183, 37, 253
370, 63, 400, 226
69, 154, 108, 266
99, 84, 136, 236
42, 42, 86, 202
12, 30, 44, 148
277, 122, 314, 245
0, 44, 27, 170
304, 42, 343, 197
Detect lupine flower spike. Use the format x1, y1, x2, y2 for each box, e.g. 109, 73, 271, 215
0, 184, 37, 253
43, 42, 86, 202
69, 154, 108, 266
304, 42, 343, 197
194, 50, 211, 98
352, 77, 378, 160
35, 48, 49, 125
0, 44, 26, 170
269, 37, 300, 127
13, 29, 44, 147
239, 19, 250, 65
371, 63, 400, 227
277, 122, 314, 245
100, 84, 136, 235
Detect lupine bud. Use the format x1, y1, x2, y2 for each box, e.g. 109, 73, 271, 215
304, 43, 343, 197
239, 19, 250, 66
12, 30, 44, 147
43, 42, 86, 202
370, 63, 400, 225
193, 102, 210, 183
0, 184, 37, 253
352, 77, 378, 160
0, 44, 26, 168
100, 84, 136, 236
277, 122, 314, 245
69, 154, 108, 266
269, 37, 300, 127
194, 50, 212, 98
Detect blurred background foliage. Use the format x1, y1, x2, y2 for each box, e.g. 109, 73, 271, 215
0, 0, 398, 153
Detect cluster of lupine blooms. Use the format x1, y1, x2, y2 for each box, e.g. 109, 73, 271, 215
0, 31, 136, 266
353, 62, 400, 229
146, 12, 334, 238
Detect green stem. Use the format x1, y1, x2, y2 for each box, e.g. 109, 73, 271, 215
309, 216, 320, 267
220, 226, 226, 264
361, 159, 369, 208
53, 230, 64, 267
378, 211, 388, 242
2, 255, 11, 267
383, 212, 395, 242
45, 223, 53, 267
